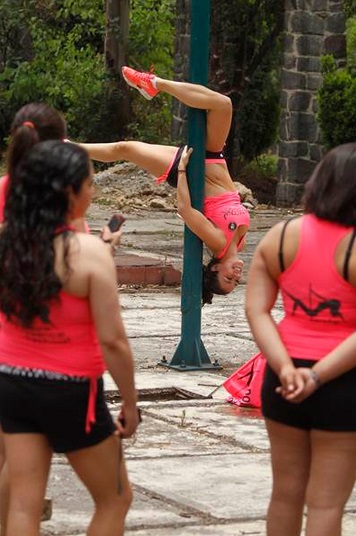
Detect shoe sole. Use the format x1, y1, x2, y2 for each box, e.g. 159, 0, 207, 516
122, 70, 154, 100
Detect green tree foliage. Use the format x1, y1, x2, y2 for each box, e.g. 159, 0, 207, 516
343, 0, 356, 18
0, 0, 111, 143
317, 18, 356, 149
125, 0, 175, 143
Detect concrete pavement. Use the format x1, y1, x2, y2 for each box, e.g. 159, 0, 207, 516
40, 203, 356, 535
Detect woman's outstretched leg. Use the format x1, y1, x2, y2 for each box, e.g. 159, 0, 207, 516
79, 140, 177, 177
122, 66, 232, 152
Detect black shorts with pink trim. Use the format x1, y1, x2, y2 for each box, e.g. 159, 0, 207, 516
156, 146, 184, 188
156, 146, 226, 188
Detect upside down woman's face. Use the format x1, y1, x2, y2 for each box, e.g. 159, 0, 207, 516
212, 257, 244, 294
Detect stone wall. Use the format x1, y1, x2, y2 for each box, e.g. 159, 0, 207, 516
277, 0, 346, 205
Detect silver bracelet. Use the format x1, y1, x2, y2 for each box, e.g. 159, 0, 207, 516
310, 369, 322, 388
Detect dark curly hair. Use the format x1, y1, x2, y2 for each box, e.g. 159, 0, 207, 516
202, 258, 229, 305
0, 141, 90, 327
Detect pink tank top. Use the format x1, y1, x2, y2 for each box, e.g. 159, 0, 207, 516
277, 214, 356, 360
0, 175, 9, 223
203, 191, 250, 258
0, 292, 105, 431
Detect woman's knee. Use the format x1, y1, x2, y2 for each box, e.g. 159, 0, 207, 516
216, 94, 232, 114
95, 483, 133, 517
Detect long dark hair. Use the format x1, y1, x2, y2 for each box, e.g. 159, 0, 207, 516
303, 143, 356, 226
7, 102, 67, 180
0, 141, 90, 327
202, 258, 228, 305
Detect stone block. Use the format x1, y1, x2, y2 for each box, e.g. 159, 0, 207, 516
288, 157, 318, 183
297, 56, 321, 72
290, 11, 325, 35
311, 0, 328, 11
276, 181, 305, 206
329, 1, 344, 12
306, 72, 323, 90
288, 112, 319, 143
288, 90, 312, 111
279, 140, 309, 157
296, 35, 323, 55
281, 69, 307, 89
283, 53, 297, 70
326, 12, 346, 34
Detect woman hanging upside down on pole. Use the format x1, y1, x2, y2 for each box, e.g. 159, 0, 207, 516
80, 67, 250, 304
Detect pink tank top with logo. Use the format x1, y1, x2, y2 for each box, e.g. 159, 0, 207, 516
277, 214, 356, 360
203, 191, 250, 258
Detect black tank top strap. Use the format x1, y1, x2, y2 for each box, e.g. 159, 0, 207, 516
278, 217, 298, 273
342, 229, 356, 281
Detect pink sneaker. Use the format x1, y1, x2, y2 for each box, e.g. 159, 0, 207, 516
121, 66, 159, 100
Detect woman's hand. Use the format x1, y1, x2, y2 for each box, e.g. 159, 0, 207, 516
116, 404, 141, 438
276, 367, 320, 403
276, 363, 305, 400
178, 145, 193, 171
100, 225, 123, 254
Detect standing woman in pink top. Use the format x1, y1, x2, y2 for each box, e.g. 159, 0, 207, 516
0, 102, 123, 530
246, 143, 356, 536
0, 140, 139, 536
79, 66, 249, 304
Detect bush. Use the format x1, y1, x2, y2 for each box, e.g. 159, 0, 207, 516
317, 55, 356, 149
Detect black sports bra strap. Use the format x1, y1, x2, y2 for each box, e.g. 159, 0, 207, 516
278, 218, 297, 272
342, 229, 356, 281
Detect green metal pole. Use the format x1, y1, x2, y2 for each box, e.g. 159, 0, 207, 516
162, 0, 221, 371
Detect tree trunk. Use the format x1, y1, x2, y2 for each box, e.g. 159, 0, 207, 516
105, 0, 131, 130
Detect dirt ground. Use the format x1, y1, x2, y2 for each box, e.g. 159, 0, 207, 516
92, 162, 271, 213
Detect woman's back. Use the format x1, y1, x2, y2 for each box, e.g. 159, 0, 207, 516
0, 231, 106, 376
269, 215, 356, 359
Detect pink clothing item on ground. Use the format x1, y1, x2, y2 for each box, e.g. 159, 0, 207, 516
224, 352, 265, 408
0, 292, 105, 431
277, 214, 356, 360
203, 191, 250, 258
0, 175, 9, 223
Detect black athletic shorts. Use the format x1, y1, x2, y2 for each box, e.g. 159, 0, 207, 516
262, 358, 356, 431
0, 373, 115, 453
